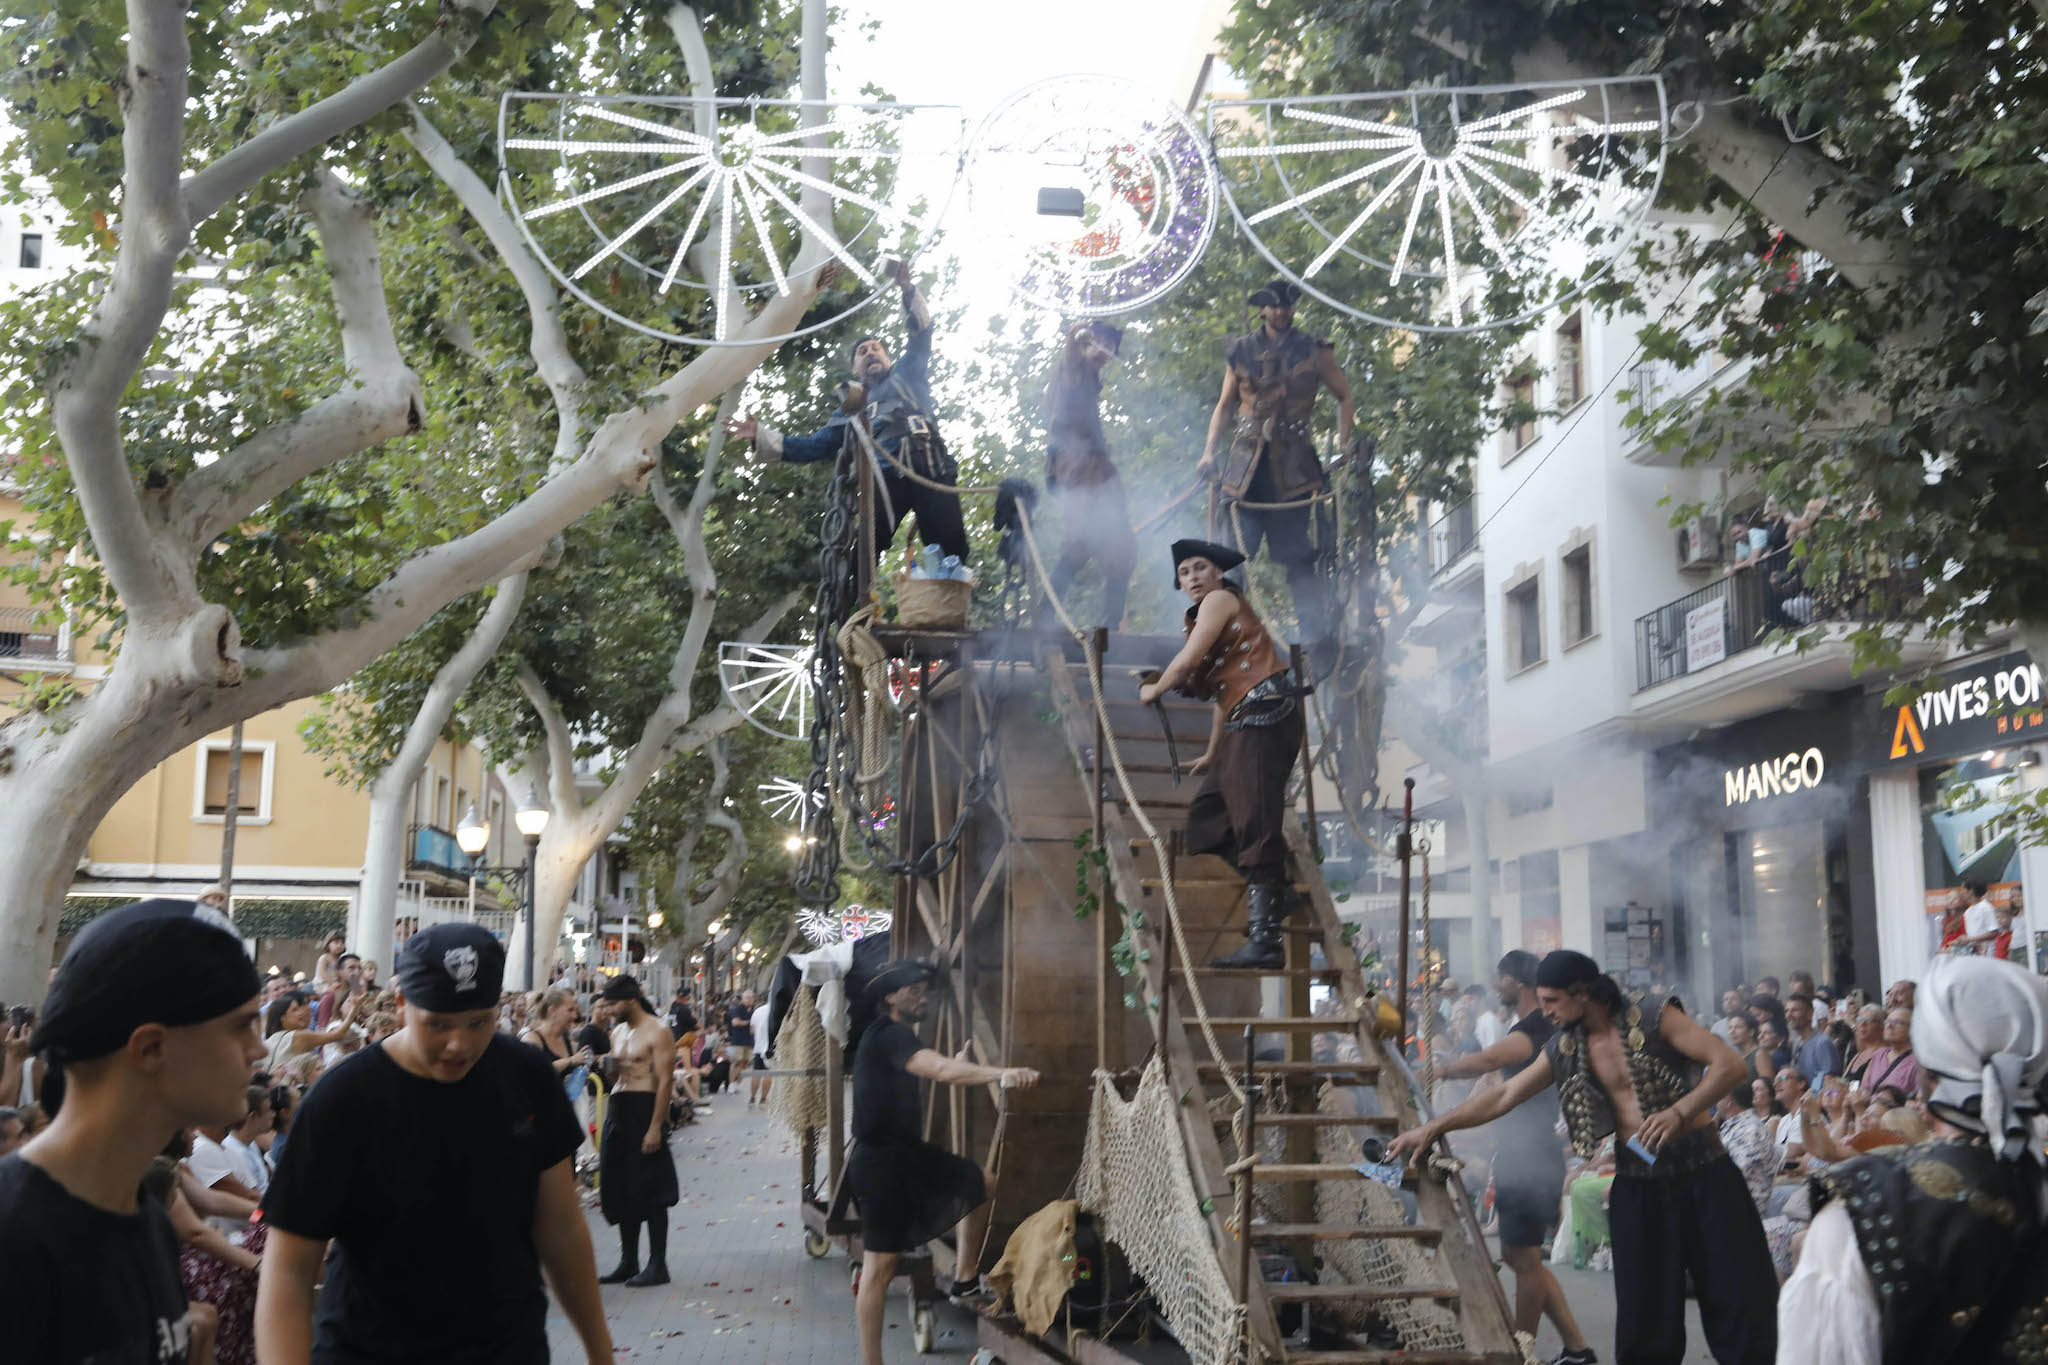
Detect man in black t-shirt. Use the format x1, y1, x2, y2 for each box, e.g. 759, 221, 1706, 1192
1425, 950, 1596, 1365
0, 897, 265, 1365
725, 988, 757, 1073
847, 961, 1041, 1365
255, 923, 611, 1365
665, 986, 698, 1040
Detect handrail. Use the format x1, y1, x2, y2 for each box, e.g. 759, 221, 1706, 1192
1633, 559, 1915, 691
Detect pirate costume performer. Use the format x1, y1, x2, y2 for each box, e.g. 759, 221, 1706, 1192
1141, 539, 1304, 971
742, 262, 970, 564
1201, 280, 1356, 646
1778, 955, 2048, 1365
1042, 320, 1136, 627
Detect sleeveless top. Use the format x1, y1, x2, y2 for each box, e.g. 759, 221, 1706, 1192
1810, 1138, 2042, 1364
1542, 991, 1725, 1180
1175, 587, 1288, 715
1221, 326, 1333, 501
1044, 348, 1116, 491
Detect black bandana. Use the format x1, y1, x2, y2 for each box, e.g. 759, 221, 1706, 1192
1536, 949, 1602, 991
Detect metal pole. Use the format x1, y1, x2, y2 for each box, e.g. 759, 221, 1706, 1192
523, 836, 538, 992
1396, 777, 1414, 1032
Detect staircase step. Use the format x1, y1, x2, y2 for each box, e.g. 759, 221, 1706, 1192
1262, 1282, 1461, 1304
1140, 877, 1312, 893
1111, 792, 1195, 809
1190, 1015, 1360, 1031
1251, 1163, 1401, 1183
1251, 1223, 1444, 1242
1282, 1351, 1493, 1364
1173, 966, 1341, 981
1111, 730, 1211, 745
1213, 1113, 1400, 1129
1196, 1061, 1380, 1081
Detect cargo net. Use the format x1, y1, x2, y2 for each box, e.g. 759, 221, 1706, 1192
1310, 1080, 1465, 1352
1080, 1058, 1246, 1365
1212, 1073, 1294, 1224
771, 986, 831, 1141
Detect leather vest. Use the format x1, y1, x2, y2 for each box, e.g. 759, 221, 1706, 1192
1175, 587, 1288, 715
1220, 327, 1332, 501
1542, 992, 1725, 1179
854, 368, 956, 484
1810, 1138, 2042, 1365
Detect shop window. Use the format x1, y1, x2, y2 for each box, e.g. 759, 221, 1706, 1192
194, 739, 274, 823
1556, 313, 1585, 408
18, 233, 42, 270
1505, 571, 1544, 674
1562, 541, 1597, 648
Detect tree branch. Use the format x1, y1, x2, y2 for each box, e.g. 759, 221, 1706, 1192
515, 658, 585, 815
176, 171, 424, 545
50, 0, 196, 622
180, 0, 502, 226
404, 104, 590, 468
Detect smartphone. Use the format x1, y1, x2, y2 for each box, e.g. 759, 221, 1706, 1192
1849, 1079, 1861, 1093
1625, 1135, 1659, 1166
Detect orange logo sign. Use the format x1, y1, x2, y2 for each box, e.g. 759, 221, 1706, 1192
1890, 706, 1926, 759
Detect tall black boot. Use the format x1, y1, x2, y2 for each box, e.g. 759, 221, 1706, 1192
1210, 883, 1287, 970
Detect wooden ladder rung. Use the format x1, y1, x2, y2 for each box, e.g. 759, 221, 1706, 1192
1189, 1015, 1360, 1031
1262, 1282, 1461, 1304
1250, 1223, 1444, 1242
1212, 1113, 1400, 1128
1196, 1061, 1379, 1080
1173, 966, 1341, 980
1249, 1163, 1400, 1183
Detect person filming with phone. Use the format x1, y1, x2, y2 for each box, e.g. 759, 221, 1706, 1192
1387, 949, 1778, 1365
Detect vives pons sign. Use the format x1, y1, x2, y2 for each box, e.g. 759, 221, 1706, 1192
1725, 748, 1826, 806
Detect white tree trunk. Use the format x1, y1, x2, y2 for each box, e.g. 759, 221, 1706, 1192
353, 570, 532, 971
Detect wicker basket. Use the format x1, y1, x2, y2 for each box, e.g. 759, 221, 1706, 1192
892, 572, 975, 629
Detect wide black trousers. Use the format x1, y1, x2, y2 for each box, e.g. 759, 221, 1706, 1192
1606, 1156, 1778, 1365
598, 1090, 678, 1226
1184, 704, 1304, 881
874, 468, 970, 564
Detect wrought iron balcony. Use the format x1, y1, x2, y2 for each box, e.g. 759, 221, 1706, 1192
1634, 559, 1914, 692
406, 823, 470, 879
1428, 501, 1478, 578
0, 606, 64, 661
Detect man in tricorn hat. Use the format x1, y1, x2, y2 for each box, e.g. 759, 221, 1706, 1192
849, 959, 1040, 1365
1139, 539, 1305, 969
1197, 278, 1357, 651
256, 922, 613, 1365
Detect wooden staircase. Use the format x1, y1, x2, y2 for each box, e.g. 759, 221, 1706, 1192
1040, 636, 1520, 1365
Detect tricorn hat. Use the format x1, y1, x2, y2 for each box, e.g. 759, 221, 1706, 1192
1170, 538, 1246, 585
1247, 279, 1303, 308
865, 958, 937, 1005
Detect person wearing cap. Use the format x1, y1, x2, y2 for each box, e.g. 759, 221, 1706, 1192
0, 897, 265, 1364
851, 960, 1040, 1365
1196, 278, 1357, 650
1388, 949, 1775, 1365
727, 258, 971, 566
591, 974, 678, 1286
1778, 954, 2048, 1364
1138, 538, 1306, 970
1041, 319, 1136, 628
254, 922, 612, 1365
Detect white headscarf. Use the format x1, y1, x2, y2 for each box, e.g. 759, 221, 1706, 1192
1913, 955, 2048, 1161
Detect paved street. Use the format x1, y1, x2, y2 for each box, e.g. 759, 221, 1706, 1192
549, 1099, 1717, 1365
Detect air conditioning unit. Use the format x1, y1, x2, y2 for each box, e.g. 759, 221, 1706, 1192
1676, 514, 1724, 572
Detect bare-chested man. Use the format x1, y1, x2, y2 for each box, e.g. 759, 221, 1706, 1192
594, 976, 676, 1287
1389, 950, 1776, 1365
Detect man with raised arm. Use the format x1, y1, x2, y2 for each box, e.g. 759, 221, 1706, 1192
1389, 949, 1776, 1365
1425, 950, 1596, 1365
849, 960, 1040, 1365
1197, 279, 1356, 650
728, 259, 970, 566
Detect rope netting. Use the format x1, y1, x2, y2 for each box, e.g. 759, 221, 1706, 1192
1311, 1082, 1466, 1351
771, 985, 831, 1142
1080, 1058, 1246, 1365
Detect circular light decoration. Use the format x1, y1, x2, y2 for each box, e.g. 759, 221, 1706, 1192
497, 93, 964, 346
959, 75, 1218, 317
758, 776, 825, 823
718, 641, 815, 742
795, 903, 893, 948
1209, 77, 1668, 333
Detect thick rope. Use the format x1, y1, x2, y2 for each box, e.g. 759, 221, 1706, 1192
1012, 508, 1243, 1106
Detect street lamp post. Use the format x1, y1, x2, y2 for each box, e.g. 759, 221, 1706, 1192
455, 804, 489, 921
514, 787, 551, 992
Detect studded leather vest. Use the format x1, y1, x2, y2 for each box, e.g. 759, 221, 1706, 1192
1810, 1139, 2042, 1365
1542, 992, 1725, 1180
1219, 327, 1333, 502
1176, 587, 1288, 716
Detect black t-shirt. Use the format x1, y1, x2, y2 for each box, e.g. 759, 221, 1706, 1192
1491, 1009, 1564, 1177
727, 1004, 754, 1047
0, 1154, 193, 1364
259, 1034, 583, 1365
851, 1018, 925, 1146
573, 1021, 611, 1057
667, 1002, 698, 1036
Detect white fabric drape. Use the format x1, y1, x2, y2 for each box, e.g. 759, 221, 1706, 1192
1868, 769, 1929, 989
1776, 1201, 1881, 1365
790, 941, 856, 1044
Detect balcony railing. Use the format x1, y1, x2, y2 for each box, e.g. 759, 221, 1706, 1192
1634, 559, 1914, 692
0, 606, 63, 661
407, 823, 469, 879
1429, 502, 1478, 577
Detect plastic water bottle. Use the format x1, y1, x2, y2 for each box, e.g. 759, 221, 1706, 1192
920, 544, 943, 580
941, 554, 965, 581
